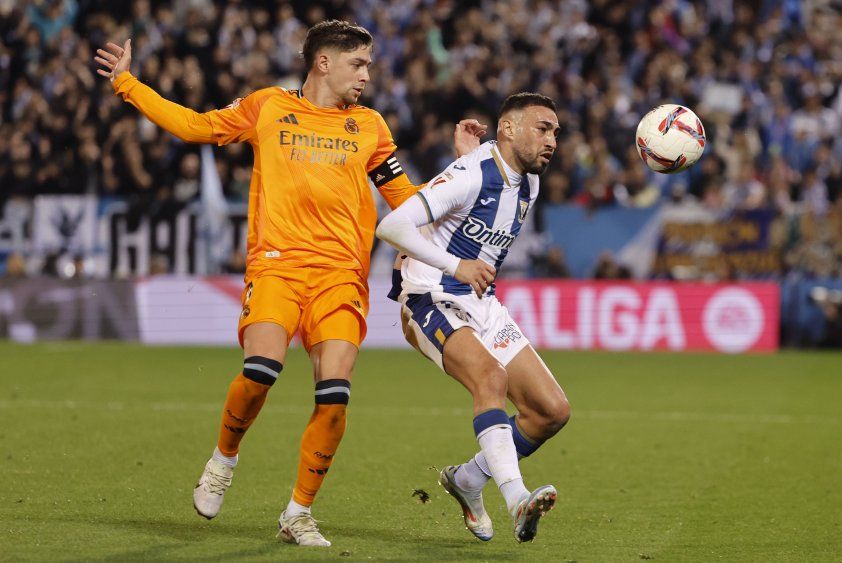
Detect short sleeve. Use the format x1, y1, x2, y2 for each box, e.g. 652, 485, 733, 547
415, 160, 476, 222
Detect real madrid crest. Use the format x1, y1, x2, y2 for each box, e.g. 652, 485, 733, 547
345, 117, 359, 134
518, 200, 529, 222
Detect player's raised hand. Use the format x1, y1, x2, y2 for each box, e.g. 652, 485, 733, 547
455, 258, 496, 298
95, 40, 132, 82
454, 119, 488, 157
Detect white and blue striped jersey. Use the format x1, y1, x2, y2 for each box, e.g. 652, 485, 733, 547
397, 141, 539, 297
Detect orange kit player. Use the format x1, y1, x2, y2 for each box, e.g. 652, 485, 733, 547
94, 20, 484, 547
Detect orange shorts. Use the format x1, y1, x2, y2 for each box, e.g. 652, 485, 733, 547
237, 268, 369, 351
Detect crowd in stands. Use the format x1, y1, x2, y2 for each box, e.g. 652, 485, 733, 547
1, 0, 841, 279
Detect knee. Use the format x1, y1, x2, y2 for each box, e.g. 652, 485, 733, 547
529, 395, 570, 438
544, 396, 571, 435
241, 355, 283, 389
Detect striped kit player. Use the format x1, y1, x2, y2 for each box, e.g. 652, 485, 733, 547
389, 140, 537, 369
377, 93, 571, 544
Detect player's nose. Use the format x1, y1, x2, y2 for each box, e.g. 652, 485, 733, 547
545, 135, 557, 151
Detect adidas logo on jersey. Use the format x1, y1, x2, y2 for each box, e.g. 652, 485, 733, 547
278, 113, 299, 125
462, 216, 515, 249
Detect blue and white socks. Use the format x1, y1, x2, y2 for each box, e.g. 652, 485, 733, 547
472, 409, 529, 514
455, 414, 543, 500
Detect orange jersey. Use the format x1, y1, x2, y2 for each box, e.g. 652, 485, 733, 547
113, 72, 421, 279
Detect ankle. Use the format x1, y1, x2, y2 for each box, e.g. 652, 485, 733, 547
500, 479, 529, 514
212, 447, 238, 468
285, 498, 311, 518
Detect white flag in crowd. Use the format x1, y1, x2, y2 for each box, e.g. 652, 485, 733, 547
200, 144, 230, 273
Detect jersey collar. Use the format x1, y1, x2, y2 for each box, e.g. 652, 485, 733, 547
491, 145, 525, 189
295, 89, 352, 111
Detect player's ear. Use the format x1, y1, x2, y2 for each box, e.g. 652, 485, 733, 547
316, 52, 330, 74
499, 117, 515, 140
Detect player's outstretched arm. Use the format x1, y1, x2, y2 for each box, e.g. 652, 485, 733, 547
95, 40, 132, 82
94, 39, 243, 145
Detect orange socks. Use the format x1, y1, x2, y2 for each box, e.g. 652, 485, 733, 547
215, 365, 350, 508
292, 379, 351, 506
216, 356, 282, 457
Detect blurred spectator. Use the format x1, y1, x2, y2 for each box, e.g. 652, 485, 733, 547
810, 287, 842, 348
800, 169, 829, 217
0, 0, 839, 281
723, 162, 767, 210
532, 246, 571, 279
173, 153, 200, 203
3, 251, 27, 278
592, 250, 631, 280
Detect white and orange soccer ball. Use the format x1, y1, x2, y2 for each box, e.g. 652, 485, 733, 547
636, 104, 706, 174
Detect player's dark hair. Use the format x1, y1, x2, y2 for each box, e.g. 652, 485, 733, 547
498, 93, 557, 118
301, 20, 374, 70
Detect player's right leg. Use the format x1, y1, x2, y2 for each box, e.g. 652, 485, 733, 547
194, 276, 300, 520
193, 322, 289, 519
399, 296, 493, 538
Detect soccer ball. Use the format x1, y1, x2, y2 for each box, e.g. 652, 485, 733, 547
636, 104, 706, 174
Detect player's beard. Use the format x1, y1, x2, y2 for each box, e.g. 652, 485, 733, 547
513, 146, 552, 174
528, 159, 550, 175
518, 147, 551, 175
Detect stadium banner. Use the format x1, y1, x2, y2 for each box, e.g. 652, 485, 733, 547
129, 276, 779, 353
655, 208, 780, 277
494, 280, 780, 353
0, 276, 779, 352
542, 204, 662, 278
0, 277, 138, 342
31, 195, 99, 255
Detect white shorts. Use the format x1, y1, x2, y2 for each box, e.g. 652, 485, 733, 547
399, 291, 530, 371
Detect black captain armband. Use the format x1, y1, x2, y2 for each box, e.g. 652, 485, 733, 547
368, 152, 404, 187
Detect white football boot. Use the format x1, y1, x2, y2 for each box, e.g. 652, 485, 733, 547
513, 485, 557, 543
277, 511, 331, 547
193, 458, 233, 519
439, 465, 494, 541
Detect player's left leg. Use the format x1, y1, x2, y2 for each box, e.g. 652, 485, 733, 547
278, 281, 365, 547
451, 344, 570, 496
292, 337, 357, 510
505, 344, 571, 446
278, 337, 357, 547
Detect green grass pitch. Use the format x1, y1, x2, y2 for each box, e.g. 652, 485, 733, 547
2, 342, 841, 561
